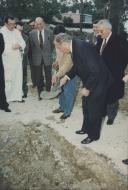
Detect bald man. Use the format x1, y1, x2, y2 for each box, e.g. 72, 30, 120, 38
29, 17, 53, 100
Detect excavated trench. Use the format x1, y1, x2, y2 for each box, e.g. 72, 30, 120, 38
0, 121, 127, 190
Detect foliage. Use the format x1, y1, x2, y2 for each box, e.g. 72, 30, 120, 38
0, 0, 60, 23
63, 16, 73, 25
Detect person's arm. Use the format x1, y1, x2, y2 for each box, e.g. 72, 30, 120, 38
82, 47, 100, 93
0, 33, 4, 55
12, 30, 26, 50
59, 65, 77, 86
56, 54, 73, 79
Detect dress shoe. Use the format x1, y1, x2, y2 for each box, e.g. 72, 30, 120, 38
2, 107, 11, 112
38, 97, 42, 101
76, 130, 86, 134
52, 108, 63, 113
13, 99, 25, 103
18, 99, 25, 103
107, 119, 114, 125
22, 94, 27, 98
122, 159, 128, 165
60, 114, 70, 120
81, 137, 94, 144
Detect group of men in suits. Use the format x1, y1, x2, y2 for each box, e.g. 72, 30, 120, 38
54, 19, 128, 145
1, 17, 128, 148
0, 16, 54, 107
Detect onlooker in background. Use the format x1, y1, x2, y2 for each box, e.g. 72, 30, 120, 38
29, 17, 53, 100
55, 33, 113, 144
0, 33, 11, 112
28, 19, 36, 33
27, 19, 37, 88
85, 21, 101, 45
52, 25, 78, 120
16, 21, 29, 98
96, 19, 128, 125
0, 16, 26, 102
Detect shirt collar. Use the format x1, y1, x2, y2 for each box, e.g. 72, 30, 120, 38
105, 32, 112, 43
70, 40, 72, 53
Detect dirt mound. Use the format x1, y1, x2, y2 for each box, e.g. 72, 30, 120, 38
0, 121, 127, 190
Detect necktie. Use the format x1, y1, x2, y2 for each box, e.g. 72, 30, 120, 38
100, 39, 106, 55
39, 31, 43, 49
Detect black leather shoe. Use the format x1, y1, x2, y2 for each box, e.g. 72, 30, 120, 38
19, 99, 25, 103
13, 100, 25, 103
38, 97, 42, 101
52, 108, 63, 113
22, 94, 27, 98
122, 159, 128, 165
4, 108, 11, 112
107, 119, 114, 125
81, 137, 94, 144
60, 114, 70, 120
76, 130, 86, 134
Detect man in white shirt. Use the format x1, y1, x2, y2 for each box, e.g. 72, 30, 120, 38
0, 16, 25, 102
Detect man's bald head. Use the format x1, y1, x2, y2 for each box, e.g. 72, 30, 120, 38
35, 17, 45, 31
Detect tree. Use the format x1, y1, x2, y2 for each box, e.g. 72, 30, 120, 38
93, 0, 128, 34
63, 16, 73, 25
0, 0, 61, 23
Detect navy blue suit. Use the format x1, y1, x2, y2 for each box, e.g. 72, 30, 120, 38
67, 39, 113, 140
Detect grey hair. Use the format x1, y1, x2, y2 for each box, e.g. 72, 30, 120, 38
55, 33, 72, 44
98, 19, 112, 30
35, 17, 44, 22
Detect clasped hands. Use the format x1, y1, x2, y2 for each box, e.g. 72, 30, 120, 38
12, 43, 21, 50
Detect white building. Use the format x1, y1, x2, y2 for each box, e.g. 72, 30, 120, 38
62, 10, 92, 24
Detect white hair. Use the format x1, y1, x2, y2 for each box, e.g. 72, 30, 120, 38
98, 19, 112, 30
35, 17, 44, 23
55, 33, 72, 44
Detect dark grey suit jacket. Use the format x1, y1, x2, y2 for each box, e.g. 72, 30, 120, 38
29, 28, 53, 66
67, 39, 113, 99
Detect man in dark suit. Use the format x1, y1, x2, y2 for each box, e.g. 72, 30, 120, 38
0, 33, 11, 112
54, 33, 113, 144
96, 19, 128, 125
29, 17, 53, 100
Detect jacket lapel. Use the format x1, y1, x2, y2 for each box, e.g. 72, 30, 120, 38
34, 30, 40, 47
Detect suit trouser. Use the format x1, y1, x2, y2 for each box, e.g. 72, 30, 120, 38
34, 64, 52, 95
43, 64, 52, 91
29, 63, 36, 86
22, 55, 28, 96
107, 101, 119, 121
81, 95, 106, 140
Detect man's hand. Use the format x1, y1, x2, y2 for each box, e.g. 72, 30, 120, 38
122, 74, 128, 83
52, 61, 59, 71
81, 88, 90, 97
60, 75, 69, 86
12, 43, 21, 50
52, 75, 58, 85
